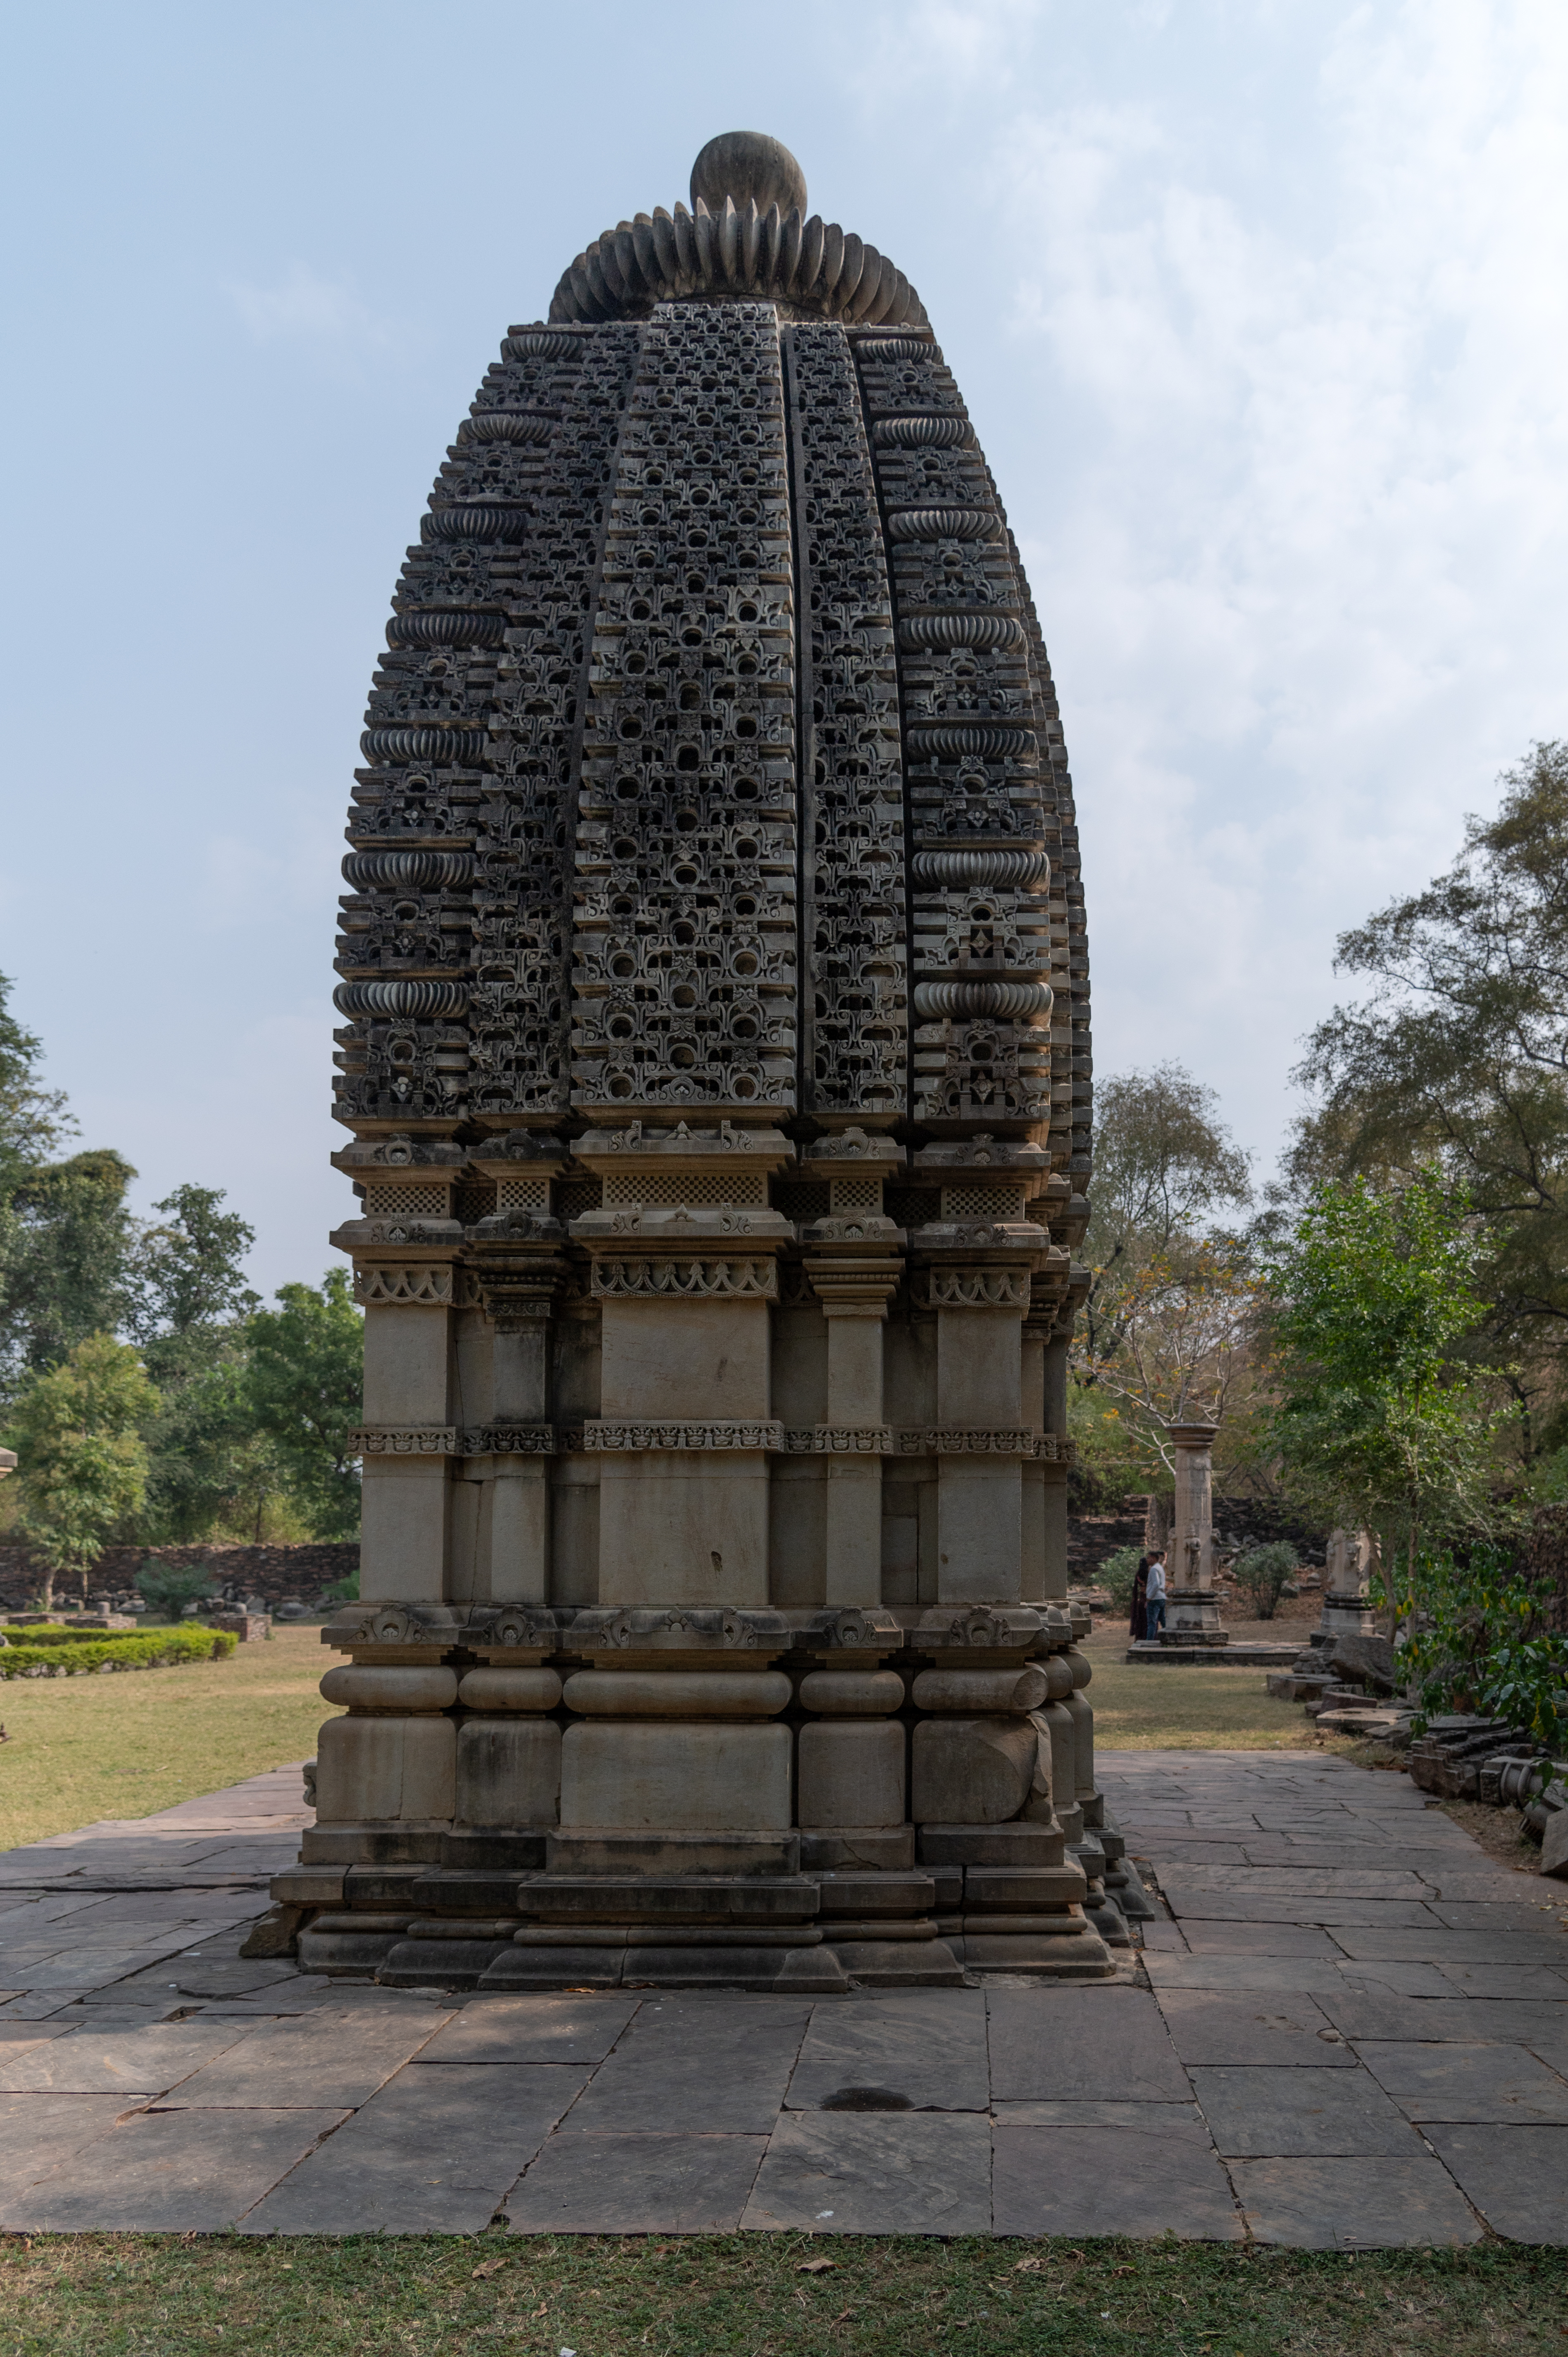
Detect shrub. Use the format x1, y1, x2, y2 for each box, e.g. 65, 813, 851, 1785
1404, 1545, 1568, 1748
319, 1570, 359, 1604
1234, 1541, 1299, 1620
0, 1627, 236, 1678
134, 1558, 217, 1621
1098, 1545, 1145, 1611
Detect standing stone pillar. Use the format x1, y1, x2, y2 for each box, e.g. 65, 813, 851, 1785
929, 1260, 1035, 1604
805, 1255, 900, 1605
1038, 1326, 1071, 1602
1162, 1420, 1228, 1647
1314, 1526, 1377, 1642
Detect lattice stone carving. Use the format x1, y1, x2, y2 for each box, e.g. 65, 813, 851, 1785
828, 1176, 882, 1212
362, 1181, 450, 1219
786, 321, 907, 1113
601, 1171, 767, 1208
571, 303, 797, 1112
941, 1183, 1029, 1219
555, 1177, 604, 1222
496, 1177, 551, 1211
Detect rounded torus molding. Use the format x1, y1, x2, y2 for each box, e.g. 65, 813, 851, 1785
912, 980, 1053, 1021
319, 1664, 458, 1713
456, 1667, 562, 1711
1064, 1646, 1092, 1692
911, 1665, 1048, 1714
797, 1669, 906, 1716
561, 1670, 793, 1718
332, 980, 469, 1020
342, 850, 475, 894
1041, 1654, 1075, 1702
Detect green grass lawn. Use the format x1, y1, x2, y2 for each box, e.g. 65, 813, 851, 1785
0, 1625, 338, 1851
3, 2234, 1562, 2355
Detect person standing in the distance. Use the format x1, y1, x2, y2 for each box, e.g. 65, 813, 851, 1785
1129, 1556, 1149, 1642
1144, 1548, 1168, 1640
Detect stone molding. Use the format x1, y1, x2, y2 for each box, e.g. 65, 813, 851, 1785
896, 1426, 1035, 1456
783, 1425, 894, 1455
590, 1256, 779, 1300
350, 1425, 459, 1456
924, 1266, 1032, 1310
464, 1425, 558, 1457
583, 1419, 785, 1453
354, 1263, 454, 1306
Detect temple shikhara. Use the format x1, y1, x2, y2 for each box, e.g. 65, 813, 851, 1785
269, 131, 1145, 1990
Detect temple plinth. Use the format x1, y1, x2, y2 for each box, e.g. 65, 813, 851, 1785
263, 130, 1121, 1990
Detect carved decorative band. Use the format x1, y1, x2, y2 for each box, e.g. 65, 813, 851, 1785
355, 1264, 455, 1306
333, 980, 469, 1020
341, 850, 475, 892
854, 335, 934, 359
895, 1428, 1059, 1457
351, 1425, 459, 1456
546, 200, 926, 332
584, 1420, 785, 1452
463, 411, 558, 443
590, 1257, 778, 1301
360, 726, 488, 766
910, 847, 1049, 888
897, 611, 1023, 650
926, 1268, 1032, 1310
784, 1426, 894, 1455
873, 415, 971, 448
385, 610, 508, 649
503, 330, 596, 359
462, 1425, 557, 1456
420, 507, 529, 544
913, 980, 1053, 1021
906, 723, 1039, 760
886, 506, 1001, 542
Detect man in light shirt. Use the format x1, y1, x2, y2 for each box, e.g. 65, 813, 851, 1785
1144, 1549, 1168, 1639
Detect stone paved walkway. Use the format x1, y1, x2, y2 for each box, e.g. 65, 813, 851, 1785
1, 1752, 1565, 2241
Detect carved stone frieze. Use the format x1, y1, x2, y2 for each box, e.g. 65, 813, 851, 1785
589, 1256, 779, 1300
462, 1425, 558, 1456
923, 1265, 1032, 1310
353, 1264, 455, 1306
583, 1420, 785, 1452
783, 1426, 894, 1454
350, 1425, 459, 1456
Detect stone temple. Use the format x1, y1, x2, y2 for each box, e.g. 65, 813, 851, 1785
268, 132, 1141, 1992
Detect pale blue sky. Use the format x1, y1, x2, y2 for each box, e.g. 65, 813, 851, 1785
3, 1, 1564, 1289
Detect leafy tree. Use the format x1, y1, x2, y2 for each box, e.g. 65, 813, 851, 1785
1401, 1544, 1567, 1750
1292, 742, 1568, 1454
1082, 1063, 1252, 1357
5, 1334, 155, 1611
0, 972, 71, 1186
244, 1271, 364, 1539
126, 1184, 260, 1360
134, 1556, 218, 1621
1261, 1169, 1513, 1616
0, 1149, 138, 1384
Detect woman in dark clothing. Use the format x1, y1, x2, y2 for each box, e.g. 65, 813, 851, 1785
1130, 1556, 1149, 1642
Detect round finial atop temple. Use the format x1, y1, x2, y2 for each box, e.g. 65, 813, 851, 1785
690, 131, 808, 219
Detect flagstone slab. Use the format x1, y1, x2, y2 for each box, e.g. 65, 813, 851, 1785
1154, 1991, 1356, 2068
986, 1985, 1189, 2103
785, 1989, 989, 2114
416, 1994, 641, 2067
1189, 2064, 1426, 2157
0, 2092, 137, 2211
10, 2105, 350, 2232
992, 2115, 1242, 2240
511, 2130, 768, 2233
564, 1999, 810, 2134
1356, 2040, 1568, 2121
745, 2111, 991, 2233
161, 2005, 450, 2108
1421, 2124, 1568, 2242
241, 2064, 586, 2235
1231, 2154, 1483, 2248
0, 2020, 245, 2094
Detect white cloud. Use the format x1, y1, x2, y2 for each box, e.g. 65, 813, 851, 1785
224, 260, 390, 350
976, 0, 1568, 1158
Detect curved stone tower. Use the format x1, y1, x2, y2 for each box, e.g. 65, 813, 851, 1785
274, 135, 1138, 1993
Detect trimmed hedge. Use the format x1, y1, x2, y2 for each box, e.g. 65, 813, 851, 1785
0, 1628, 238, 1680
